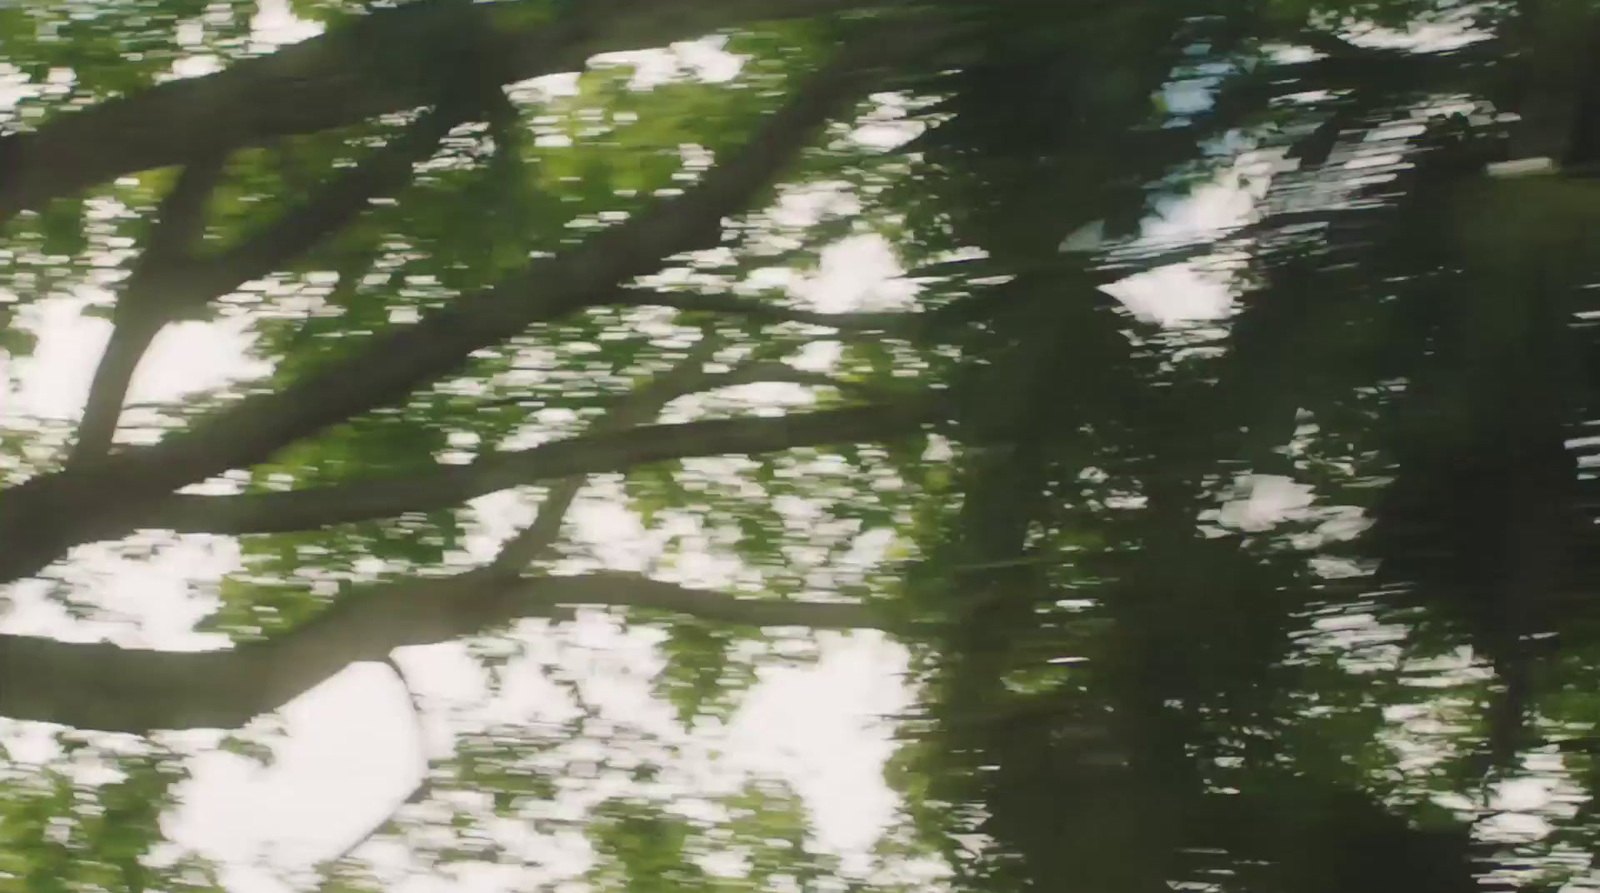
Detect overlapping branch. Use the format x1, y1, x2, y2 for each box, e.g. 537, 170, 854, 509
0, 27, 929, 585
0, 0, 899, 221
0, 338, 906, 742
0, 9, 943, 742
68, 153, 231, 466
306, 345, 864, 858
69, 105, 463, 468
145, 397, 934, 536
489, 335, 727, 572
0, 572, 886, 733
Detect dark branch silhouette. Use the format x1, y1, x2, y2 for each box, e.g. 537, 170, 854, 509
0, 0, 896, 222
69, 106, 462, 468
69, 151, 230, 467
0, 572, 886, 733
0, 30, 925, 586
614, 290, 922, 333
144, 399, 934, 536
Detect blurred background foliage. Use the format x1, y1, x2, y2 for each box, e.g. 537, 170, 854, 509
12, 0, 1600, 891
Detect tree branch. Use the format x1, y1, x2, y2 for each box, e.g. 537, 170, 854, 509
0, 572, 886, 733
188, 104, 464, 305
617, 290, 922, 334
0, 0, 902, 220
467, 361, 870, 411
70, 106, 461, 470
317, 655, 435, 869
490, 336, 724, 573
0, 29, 924, 585
145, 399, 934, 536
69, 152, 230, 468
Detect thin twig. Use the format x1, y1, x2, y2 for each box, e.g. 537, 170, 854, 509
465, 362, 878, 411
615, 289, 919, 334
489, 337, 725, 573
318, 656, 434, 868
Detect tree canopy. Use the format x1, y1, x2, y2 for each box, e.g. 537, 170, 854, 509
9, 0, 1600, 891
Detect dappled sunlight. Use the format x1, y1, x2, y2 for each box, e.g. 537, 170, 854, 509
9, 0, 1600, 892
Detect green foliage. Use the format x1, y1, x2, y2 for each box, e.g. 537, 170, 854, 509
584, 780, 846, 893
651, 621, 754, 726
15, 0, 1600, 892
586, 799, 709, 893
0, 742, 220, 893
0, 0, 254, 103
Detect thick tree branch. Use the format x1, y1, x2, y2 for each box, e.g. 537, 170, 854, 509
0, 30, 922, 585
0, 0, 902, 220
0, 571, 886, 733
146, 399, 934, 536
